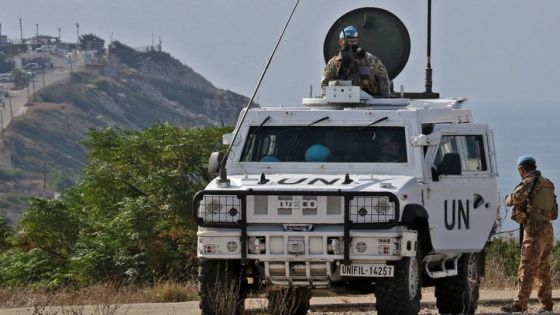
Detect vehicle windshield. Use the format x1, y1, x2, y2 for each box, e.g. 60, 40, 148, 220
240, 126, 407, 163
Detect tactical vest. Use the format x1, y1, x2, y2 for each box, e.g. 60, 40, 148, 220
528, 176, 558, 221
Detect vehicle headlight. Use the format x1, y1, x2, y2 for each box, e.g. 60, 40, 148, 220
198, 195, 241, 223
350, 196, 396, 223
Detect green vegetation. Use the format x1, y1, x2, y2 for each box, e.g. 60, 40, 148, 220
484, 237, 560, 287
0, 123, 230, 288
11, 68, 31, 89
110, 41, 142, 68
79, 33, 106, 55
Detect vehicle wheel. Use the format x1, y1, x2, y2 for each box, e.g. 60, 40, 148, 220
374, 246, 423, 315
267, 286, 311, 315
435, 252, 482, 314
198, 259, 246, 315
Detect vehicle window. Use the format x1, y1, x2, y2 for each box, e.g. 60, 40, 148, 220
240, 126, 407, 163
434, 135, 487, 172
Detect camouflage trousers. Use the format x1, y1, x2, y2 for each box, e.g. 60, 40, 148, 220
514, 221, 554, 309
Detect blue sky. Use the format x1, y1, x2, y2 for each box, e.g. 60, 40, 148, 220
2, 0, 560, 106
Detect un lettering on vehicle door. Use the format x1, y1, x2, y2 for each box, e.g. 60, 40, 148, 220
423, 128, 498, 252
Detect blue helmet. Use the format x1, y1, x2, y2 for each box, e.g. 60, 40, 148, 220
339, 26, 359, 39
260, 155, 280, 162
305, 144, 332, 162
517, 155, 536, 167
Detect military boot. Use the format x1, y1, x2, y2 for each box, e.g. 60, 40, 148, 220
537, 303, 553, 313
500, 302, 527, 313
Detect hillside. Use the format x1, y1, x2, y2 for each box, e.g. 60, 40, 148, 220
0, 42, 248, 223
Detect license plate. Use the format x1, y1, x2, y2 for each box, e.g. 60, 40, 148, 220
340, 264, 394, 277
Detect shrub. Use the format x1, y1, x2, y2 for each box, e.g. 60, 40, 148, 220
12, 68, 31, 89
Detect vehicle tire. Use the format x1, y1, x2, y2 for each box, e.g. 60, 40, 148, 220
198, 259, 246, 315
374, 245, 423, 315
435, 252, 482, 314
267, 286, 311, 315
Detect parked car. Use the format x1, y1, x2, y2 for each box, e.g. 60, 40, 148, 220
36, 45, 57, 53
0, 73, 12, 82
23, 63, 41, 71
53, 48, 69, 56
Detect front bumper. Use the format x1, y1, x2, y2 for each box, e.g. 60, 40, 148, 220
198, 227, 417, 286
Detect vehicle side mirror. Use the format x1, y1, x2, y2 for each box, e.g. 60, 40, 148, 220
438, 153, 462, 176
208, 152, 224, 178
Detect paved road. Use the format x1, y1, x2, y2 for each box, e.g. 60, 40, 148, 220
0, 289, 559, 314
0, 53, 79, 131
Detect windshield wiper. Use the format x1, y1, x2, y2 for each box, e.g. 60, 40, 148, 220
287, 116, 330, 159
307, 116, 329, 126
368, 116, 389, 126
250, 116, 271, 136
241, 116, 270, 161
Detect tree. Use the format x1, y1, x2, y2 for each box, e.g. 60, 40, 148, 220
0, 124, 230, 287
0, 199, 76, 288
79, 33, 105, 55
64, 124, 229, 282
11, 68, 31, 89
0, 216, 13, 252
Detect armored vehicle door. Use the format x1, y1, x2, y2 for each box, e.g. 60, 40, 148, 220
423, 125, 498, 252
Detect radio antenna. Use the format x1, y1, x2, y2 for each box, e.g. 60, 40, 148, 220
425, 0, 433, 94
218, 0, 301, 185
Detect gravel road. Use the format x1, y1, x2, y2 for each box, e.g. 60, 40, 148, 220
0, 52, 80, 130
1, 289, 559, 314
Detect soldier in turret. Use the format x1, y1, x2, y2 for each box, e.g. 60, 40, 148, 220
321, 26, 390, 97
502, 156, 557, 313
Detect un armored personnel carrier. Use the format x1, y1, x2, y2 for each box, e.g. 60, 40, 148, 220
194, 6, 498, 315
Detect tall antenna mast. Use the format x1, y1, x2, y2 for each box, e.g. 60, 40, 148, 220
425, 0, 433, 93
218, 0, 301, 185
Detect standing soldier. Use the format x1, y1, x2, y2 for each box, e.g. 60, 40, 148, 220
502, 156, 557, 313
321, 26, 390, 96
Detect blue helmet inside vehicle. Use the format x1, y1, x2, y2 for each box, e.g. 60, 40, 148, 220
305, 144, 332, 162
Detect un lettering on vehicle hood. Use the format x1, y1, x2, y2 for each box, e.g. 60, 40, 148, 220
206, 174, 420, 195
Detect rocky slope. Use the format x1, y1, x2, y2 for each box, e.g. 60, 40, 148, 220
0, 42, 248, 222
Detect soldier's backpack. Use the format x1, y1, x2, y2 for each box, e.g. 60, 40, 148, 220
550, 195, 558, 221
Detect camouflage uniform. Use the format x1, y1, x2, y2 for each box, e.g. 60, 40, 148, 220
321, 50, 390, 96
505, 171, 556, 311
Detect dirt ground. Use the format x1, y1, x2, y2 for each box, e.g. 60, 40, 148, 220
1, 289, 559, 314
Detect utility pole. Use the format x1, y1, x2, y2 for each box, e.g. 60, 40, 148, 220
58, 27, 61, 41
75, 23, 80, 50
31, 76, 36, 101
36, 23, 39, 45
19, 18, 23, 42
0, 23, 2, 44
7, 93, 13, 120
0, 107, 4, 134
26, 85, 30, 105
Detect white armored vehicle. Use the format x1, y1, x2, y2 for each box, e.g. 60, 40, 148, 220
194, 5, 498, 315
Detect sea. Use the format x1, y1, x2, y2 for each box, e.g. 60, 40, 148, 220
469, 101, 560, 239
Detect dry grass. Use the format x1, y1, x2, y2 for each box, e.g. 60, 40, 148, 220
0, 281, 198, 309
0, 261, 556, 313
481, 256, 560, 289
481, 259, 517, 289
